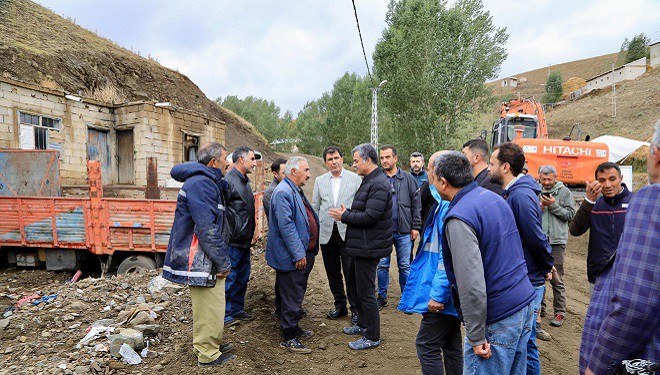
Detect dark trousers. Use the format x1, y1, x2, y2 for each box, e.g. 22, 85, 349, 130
541, 244, 567, 316
321, 224, 357, 312
276, 252, 315, 340
416, 313, 463, 375
225, 245, 251, 317
347, 256, 380, 341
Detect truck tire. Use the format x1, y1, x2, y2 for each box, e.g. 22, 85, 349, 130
117, 255, 157, 275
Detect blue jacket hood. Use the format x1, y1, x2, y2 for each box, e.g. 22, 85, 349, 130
171, 162, 223, 182
508, 174, 541, 195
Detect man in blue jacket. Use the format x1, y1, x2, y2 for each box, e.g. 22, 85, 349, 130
489, 142, 553, 375
569, 162, 632, 292
434, 151, 535, 375
266, 156, 319, 354
162, 142, 236, 367
399, 151, 462, 375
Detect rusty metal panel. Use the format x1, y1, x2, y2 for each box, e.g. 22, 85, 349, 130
105, 198, 175, 252
0, 150, 61, 197
0, 197, 87, 247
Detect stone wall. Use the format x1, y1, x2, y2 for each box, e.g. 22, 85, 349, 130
1, 78, 227, 188
0, 78, 115, 185
115, 103, 226, 187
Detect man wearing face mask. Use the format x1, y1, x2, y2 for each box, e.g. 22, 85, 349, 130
399, 151, 463, 375
569, 162, 632, 292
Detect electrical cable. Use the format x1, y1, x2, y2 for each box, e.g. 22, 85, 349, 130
351, 0, 374, 86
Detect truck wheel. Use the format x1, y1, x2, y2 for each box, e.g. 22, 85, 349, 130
117, 255, 157, 275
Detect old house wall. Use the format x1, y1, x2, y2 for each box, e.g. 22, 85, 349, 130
0, 79, 115, 185
115, 103, 226, 187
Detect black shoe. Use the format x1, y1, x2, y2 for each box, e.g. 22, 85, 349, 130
351, 313, 358, 326
280, 338, 312, 354
377, 297, 388, 310
234, 311, 254, 321
198, 352, 237, 367
326, 307, 348, 320
220, 343, 233, 353
296, 329, 314, 339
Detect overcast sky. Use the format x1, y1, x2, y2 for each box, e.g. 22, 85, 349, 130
36, 0, 660, 115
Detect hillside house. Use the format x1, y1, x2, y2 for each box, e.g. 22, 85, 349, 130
0, 77, 226, 188
585, 57, 647, 93
651, 41, 660, 67
501, 77, 518, 88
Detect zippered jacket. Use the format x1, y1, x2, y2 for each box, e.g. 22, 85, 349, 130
163, 162, 231, 287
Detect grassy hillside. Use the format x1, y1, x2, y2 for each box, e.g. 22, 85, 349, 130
488, 53, 622, 100
0, 0, 274, 159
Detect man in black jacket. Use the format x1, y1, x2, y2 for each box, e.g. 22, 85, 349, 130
224, 146, 257, 327
377, 145, 422, 308
462, 139, 504, 195
329, 143, 393, 351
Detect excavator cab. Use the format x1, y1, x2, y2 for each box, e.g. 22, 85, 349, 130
491, 114, 538, 149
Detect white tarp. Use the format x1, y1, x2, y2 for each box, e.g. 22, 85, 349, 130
591, 135, 649, 163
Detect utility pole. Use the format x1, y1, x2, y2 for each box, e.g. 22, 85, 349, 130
611, 63, 617, 118
371, 80, 387, 149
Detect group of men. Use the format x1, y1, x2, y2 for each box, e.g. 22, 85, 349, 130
161, 120, 659, 373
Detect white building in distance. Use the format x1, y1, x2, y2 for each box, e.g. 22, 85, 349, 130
650, 41, 660, 67
585, 57, 647, 93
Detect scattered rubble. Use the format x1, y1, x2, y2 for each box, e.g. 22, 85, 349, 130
0, 270, 179, 373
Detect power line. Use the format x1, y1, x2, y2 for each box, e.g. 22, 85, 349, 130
351, 0, 374, 86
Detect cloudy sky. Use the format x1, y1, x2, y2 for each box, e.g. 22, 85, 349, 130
36, 0, 660, 114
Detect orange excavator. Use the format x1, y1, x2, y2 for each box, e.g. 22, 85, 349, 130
490, 98, 609, 186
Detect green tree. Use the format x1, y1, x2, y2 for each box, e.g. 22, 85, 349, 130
624, 33, 649, 63
373, 0, 508, 157
295, 93, 331, 155
542, 71, 563, 104
214, 95, 290, 145
294, 72, 374, 156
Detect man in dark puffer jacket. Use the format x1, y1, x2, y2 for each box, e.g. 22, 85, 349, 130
329, 143, 393, 351
162, 142, 236, 367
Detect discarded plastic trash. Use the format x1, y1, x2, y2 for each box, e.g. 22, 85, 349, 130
69, 270, 83, 283
16, 294, 39, 307
76, 326, 115, 348
119, 343, 142, 365
93, 343, 109, 352
32, 294, 58, 306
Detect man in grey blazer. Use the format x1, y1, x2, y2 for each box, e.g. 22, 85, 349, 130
312, 146, 362, 322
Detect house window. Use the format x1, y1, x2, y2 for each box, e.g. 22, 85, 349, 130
18, 111, 62, 150
183, 133, 199, 162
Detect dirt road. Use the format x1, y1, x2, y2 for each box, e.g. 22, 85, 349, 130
0, 232, 592, 374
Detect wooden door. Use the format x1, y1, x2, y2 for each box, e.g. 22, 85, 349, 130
117, 130, 134, 185
87, 128, 110, 185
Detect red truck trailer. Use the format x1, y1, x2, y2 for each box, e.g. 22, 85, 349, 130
0, 151, 265, 274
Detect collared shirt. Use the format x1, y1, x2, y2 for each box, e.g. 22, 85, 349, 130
330, 169, 343, 207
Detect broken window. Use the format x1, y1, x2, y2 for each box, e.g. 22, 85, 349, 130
183, 133, 199, 162
18, 111, 62, 150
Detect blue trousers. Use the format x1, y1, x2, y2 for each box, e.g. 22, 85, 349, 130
377, 232, 412, 299
527, 285, 545, 375
463, 301, 534, 375
225, 245, 251, 318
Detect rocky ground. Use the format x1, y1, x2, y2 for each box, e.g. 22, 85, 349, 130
0, 234, 594, 375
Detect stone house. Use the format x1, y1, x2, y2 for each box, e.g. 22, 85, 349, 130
0, 77, 226, 189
